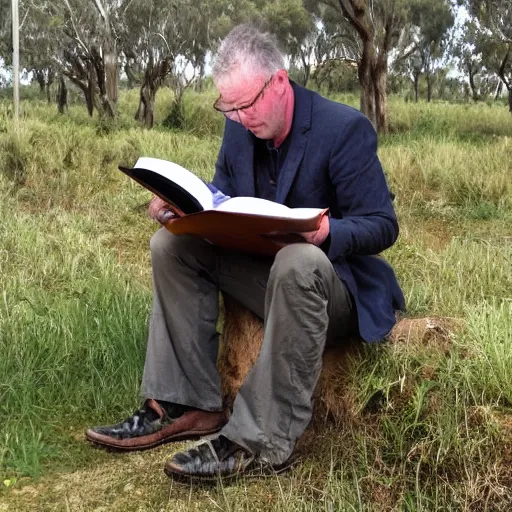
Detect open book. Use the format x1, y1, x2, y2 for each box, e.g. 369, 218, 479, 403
119, 157, 328, 255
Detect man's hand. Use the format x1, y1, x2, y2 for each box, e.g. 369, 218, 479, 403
298, 215, 330, 246
148, 196, 180, 225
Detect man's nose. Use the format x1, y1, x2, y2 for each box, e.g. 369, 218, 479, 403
237, 109, 252, 128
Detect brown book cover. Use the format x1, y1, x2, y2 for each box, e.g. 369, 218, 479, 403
163, 208, 328, 255
120, 157, 328, 255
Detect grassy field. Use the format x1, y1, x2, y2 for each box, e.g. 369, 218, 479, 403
0, 87, 511, 510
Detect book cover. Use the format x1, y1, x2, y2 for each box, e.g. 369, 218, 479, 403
120, 157, 328, 255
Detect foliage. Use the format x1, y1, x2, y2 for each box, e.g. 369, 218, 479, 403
462, 0, 512, 110
2, 0, 512, 123
394, 0, 454, 102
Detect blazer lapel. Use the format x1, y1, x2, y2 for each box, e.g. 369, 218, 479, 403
234, 129, 256, 197
276, 82, 312, 205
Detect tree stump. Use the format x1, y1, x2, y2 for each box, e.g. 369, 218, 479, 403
217, 294, 460, 421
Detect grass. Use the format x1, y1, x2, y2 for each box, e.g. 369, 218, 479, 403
0, 87, 511, 510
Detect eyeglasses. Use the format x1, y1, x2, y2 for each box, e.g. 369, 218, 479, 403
213, 75, 274, 121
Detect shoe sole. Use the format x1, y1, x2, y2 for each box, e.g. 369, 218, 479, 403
163, 457, 297, 485
85, 427, 223, 452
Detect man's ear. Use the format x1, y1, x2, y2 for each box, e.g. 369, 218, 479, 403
274, 69, 289, 94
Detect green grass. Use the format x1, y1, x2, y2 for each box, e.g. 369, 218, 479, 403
0, 88, 511, 510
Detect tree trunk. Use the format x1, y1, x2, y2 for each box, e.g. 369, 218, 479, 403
299, 51, 311, 88
413, 72, 420, 102
426, 71, 432, 102
303, 64, 311, 87
134, 98, 143, 123
125, 62, 137, 89
372, 28, 389, 134
196, 62, 205, 92
494, 80, 503, 101
104, 51, 118, 106
143, 94, 155, 129
89, 46, 116, 118
135, 53, 172, 129
35, 71, 45, 94
374, 62, 388, 134
468, 64, 480, 101
136, 83, 156, 129
66, 73, 95, 117
46, 69, 55, 104
359, 38, 377, 130
57, 76, 68, 114
86, 60, 100, 117
136, 62, 156, 129
84, 84, 95, 116
335, 0, 387, 131
497, 50, 511, 112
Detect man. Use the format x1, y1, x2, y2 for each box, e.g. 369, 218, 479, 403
86, 24, 405, 482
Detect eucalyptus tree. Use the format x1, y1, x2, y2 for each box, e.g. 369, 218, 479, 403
121, 0, 267, 128
453, 21, 484, 102
400, 0, 454, 102
120, 0, 179, 128
0, 0, 54, 102
261, 0, 317, 86
32, 0, 123, 117
307, 7, 360, 90
304, 0, 408, 133
120, 0, 233, 128
0, 0, 11, 66
464, 0, 512, 111
17, 1, 60, 103
307, 0, 455, 132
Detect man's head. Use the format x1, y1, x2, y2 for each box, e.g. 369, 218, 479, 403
212, 24, 291, 140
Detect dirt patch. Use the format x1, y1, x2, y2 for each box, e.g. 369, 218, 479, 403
1, 440, 239, 511
388, 316, 463, 353
401, 217, 457, 252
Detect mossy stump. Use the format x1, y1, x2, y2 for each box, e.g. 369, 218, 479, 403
217, 294, 460, 422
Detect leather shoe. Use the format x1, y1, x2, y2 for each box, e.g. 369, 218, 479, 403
85, 399, 229, 451
164, 435, 295, 483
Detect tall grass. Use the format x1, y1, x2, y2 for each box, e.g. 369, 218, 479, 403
0, 89, 511, 509
0, 199, 150, 476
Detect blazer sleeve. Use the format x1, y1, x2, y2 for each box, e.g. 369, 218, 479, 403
325, 115, 399, 261
210, 124, 235, 197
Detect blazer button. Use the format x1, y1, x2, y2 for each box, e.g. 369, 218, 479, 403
270, 179, 276, 185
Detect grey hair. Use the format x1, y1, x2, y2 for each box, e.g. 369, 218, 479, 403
212, 24, 285, 80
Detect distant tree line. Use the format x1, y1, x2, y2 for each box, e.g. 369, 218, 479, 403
0, 0, 510, 132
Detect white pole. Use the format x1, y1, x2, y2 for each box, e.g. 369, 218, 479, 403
12, 0, 20, 121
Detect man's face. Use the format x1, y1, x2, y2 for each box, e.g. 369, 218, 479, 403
214, 68, 288, 140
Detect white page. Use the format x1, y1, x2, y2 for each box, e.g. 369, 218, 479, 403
215, 196, 324, 220
134, 157, 213, 210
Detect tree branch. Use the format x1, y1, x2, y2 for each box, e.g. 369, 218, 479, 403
92, 0, 107, 22
19, 6, 30, 30
337, 0, 371, 42
395, 42, 420, 63
63, 0, 89, 54
498, 48, 511, 88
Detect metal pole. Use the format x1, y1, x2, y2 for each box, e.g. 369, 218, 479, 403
12, 0, 20, 121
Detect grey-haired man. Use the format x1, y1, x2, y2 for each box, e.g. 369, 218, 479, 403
86, 24, 404, 482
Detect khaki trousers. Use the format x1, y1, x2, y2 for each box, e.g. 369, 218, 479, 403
141, 228, 354, 464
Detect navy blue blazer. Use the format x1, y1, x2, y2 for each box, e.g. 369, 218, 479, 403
212, 82, 405, 342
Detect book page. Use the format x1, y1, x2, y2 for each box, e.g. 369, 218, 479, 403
215, 196, 324, 220
134, 157, 213, 210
